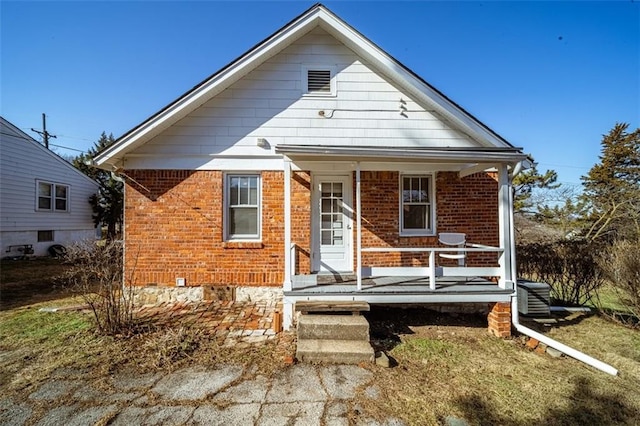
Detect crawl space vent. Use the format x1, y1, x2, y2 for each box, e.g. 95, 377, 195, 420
517, 280, 551, 317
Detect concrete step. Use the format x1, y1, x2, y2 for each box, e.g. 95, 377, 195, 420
297, 314, 370, 341
296, 339, 375, 364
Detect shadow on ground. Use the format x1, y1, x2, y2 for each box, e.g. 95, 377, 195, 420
364, 306, 489, 354
453, 375, 637, 426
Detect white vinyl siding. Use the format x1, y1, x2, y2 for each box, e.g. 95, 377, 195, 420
400, 175, 435, 236
0, 118, 98, 240
37, 180, 69, 212
128, 27, 474, 169
225, 174, 261, 240
302, 66, 335, 96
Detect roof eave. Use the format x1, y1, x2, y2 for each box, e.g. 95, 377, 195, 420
275, 144, 528, 164
94, 5, 328, 168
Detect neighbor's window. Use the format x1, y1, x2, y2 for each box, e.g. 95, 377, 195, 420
303, 66, 335, 96
38, 230, 54, 242
226, 174, 260, 240
400, 175, 435, 235
37, 181, 69, 212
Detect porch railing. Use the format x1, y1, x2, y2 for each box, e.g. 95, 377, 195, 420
360, 244, 504, 290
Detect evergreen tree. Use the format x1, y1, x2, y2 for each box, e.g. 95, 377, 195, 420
581, 123, 640, 241
513, 166, 560, 214
73, 132, 123, 240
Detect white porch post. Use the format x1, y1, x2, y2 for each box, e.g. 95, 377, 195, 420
356, 162, 362, 291
497, 163, 513, 289
282, 158, 293, 330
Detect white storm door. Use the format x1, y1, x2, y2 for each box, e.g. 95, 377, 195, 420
314, 176, 352, 273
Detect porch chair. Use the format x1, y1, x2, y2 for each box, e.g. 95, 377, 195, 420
438, 232, 466, 266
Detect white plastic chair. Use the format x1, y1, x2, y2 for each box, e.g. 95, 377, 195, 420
438, 232, 466, 266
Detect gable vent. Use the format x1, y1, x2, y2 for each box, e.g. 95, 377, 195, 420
307, 70, 331, 93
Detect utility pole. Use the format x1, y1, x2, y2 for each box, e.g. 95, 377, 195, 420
31, 113, 56, 149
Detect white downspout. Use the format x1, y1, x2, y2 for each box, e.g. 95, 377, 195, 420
508, 161, 618, 376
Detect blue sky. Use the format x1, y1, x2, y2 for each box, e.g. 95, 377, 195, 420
2, 1, 638, 187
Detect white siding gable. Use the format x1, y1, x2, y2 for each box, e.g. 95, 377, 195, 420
125, 28, 475, 170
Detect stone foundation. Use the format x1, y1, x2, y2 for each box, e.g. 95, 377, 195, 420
132, 286, 204, 305
487, 302, 512, 337
235, 286, 283, 304
132, 285, 283, 306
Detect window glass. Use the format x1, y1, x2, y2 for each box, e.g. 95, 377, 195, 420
401, 176, 433, 234
227, 175, 260, 239
38, 182, 52, 210
37, 230, 54, 242
37, 182, 68, 211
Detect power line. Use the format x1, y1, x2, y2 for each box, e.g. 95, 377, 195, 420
30, 113, 56, 148
49, 143, 85, 153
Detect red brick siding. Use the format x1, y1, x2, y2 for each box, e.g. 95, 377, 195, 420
487, 302, 512, 337
124, 169, 499, 287
436, 171, 499, 266
125, 170, 287, 287
358, 171, 499, 267
291, 172, 312, 274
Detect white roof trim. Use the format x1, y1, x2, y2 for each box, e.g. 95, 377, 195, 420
276, 144, 528, 164
94, 4, 518, 169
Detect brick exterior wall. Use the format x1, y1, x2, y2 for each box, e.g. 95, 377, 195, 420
124, 169, 499, 287
487, 302, 512, 337
125, 170, 287, 287
359, 171, 499, 267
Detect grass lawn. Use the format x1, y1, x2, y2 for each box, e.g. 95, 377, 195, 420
1, 259, 639, 425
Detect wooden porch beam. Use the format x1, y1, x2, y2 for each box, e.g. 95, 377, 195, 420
459, 163, 497, 178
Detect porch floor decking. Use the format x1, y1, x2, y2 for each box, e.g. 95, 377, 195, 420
285, 275, 514, 304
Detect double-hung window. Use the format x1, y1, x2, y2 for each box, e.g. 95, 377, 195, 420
226, 174, 260, 240
37, 181, 69, 212
400, 175, 434, 235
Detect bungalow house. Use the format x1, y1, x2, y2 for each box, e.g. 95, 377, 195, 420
93, 4, 531, 333
1, 116, 99, 257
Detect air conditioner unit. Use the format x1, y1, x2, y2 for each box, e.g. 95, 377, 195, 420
517, 280, 551, 317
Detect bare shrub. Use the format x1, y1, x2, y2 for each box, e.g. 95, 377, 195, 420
141, 326, 208, 369
598, 239, 640, 325
64, 240, 134, 335
517, 240, 604, 306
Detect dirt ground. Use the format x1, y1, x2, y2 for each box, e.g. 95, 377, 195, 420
0, 258, 74, 310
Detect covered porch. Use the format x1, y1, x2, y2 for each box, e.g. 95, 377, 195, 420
276, 145, 529, 330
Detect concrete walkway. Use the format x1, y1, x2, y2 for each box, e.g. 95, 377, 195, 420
0, 363, 405, 425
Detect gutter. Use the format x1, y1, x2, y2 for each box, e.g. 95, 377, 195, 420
508, 162, 618, 376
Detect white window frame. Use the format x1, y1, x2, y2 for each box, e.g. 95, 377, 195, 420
224, 173, 262, 241
399, 174, 436, 236
37, 230, 55, 242
36, 180, 69, 212
302, 65, 336, 97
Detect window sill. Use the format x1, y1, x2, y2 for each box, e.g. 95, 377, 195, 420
399, 232, 436, 237
223, 241, 264, 249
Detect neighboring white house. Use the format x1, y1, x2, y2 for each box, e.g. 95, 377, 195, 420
0, 116, 99, 257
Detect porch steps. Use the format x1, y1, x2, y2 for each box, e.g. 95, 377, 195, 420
295, 309, 374, 364
298, 314, 370, 341
296, 338, 374, 364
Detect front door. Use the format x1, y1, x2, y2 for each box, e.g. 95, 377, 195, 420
313, 175, 352, 273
